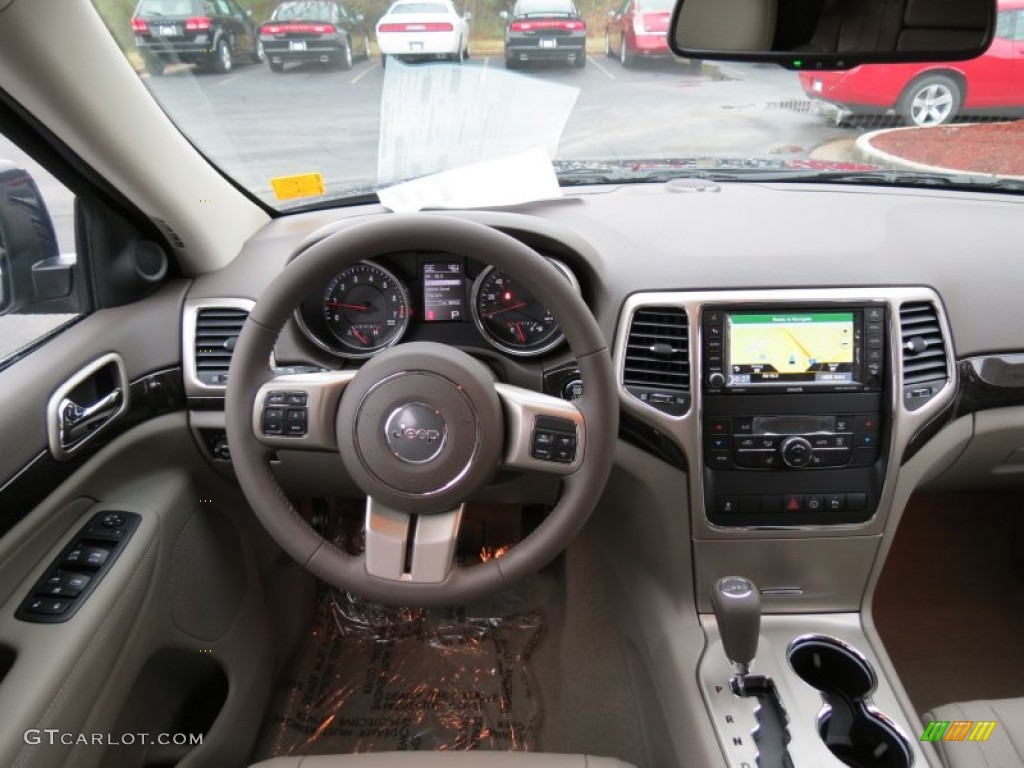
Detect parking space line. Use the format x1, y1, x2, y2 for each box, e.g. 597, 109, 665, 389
350, 64, 376, 84
217, 74, 240, 87
482, 56, 490, 69
589, 57, 616, 81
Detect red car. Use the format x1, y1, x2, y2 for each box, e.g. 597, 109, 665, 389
604, 0, 673, 67
800, 0, 1024, 126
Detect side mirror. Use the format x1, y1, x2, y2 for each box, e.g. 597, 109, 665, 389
464, 11, 472, 19
245, 9, 252, 18
669, 0, 997, 70
0, 161, 68, 316
356, 12, 365, 21
499, 10, 509, 19
607, 9, 616, 17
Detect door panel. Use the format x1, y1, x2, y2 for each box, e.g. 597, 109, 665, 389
0, 279, 286, 766
0, 282, 186, 499
0, 413, 284, 767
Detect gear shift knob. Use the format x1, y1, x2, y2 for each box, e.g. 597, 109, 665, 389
711, 575, 761, 678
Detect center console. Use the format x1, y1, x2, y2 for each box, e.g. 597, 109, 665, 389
701, 303, 890, 527
615, 286, 956, 768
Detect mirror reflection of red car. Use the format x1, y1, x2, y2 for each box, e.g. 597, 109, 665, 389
800, 0, 1024, 126
604, 0, 674, 67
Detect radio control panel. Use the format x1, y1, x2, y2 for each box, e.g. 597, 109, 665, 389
700, 302, 890, 527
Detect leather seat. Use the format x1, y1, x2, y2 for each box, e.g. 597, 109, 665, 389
925, 698, 1024, 768
251, 755, 636, 768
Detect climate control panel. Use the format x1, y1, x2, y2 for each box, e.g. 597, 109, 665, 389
704, 413, 881, 471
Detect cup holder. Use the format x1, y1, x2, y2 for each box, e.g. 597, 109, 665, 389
788, 635, 913, 768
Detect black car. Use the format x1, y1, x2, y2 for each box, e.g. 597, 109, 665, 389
503, 0, 587, 69
260, 0, 372, 72
131, 0, 264, 75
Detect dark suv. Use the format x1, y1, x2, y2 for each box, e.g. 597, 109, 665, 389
261, 0, 372, 72
131, 0, 265, 75
503, 0, 587, 69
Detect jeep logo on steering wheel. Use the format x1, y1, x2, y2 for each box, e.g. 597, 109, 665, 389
384, 403, 447, 464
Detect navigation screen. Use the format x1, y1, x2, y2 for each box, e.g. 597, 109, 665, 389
422, 261, 465, 322
727, 311, 855, 386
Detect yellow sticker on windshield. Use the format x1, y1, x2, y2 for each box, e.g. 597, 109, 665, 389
270, 173, 326, 201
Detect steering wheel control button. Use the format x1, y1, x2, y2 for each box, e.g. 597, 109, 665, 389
17, 511, 141, 624
531, 430, 555, 460
262, 391, 310, 437
285, 408, 308, 436
385, 403, 447, 464
530, 415, 577, 463
261, 406, 285, 435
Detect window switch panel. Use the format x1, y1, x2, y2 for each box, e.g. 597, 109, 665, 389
17, 511, 140, 624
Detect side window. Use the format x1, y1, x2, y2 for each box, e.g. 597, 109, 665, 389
995, 9, 1015, 39
0, 131, 87, 367
212, 0, 232, 16
1013, 10, 1024, 41
336, 4, 347, 22
620, 0, 632, 15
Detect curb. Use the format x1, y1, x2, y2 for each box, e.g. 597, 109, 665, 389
854, 125, 1024, 180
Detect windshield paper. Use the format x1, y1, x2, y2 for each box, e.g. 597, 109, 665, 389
378, 60, 578, 185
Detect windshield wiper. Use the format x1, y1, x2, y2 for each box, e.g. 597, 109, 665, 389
554, 159, 1024, 193
757, 168, 1024, 193
557, 159, 1024, 193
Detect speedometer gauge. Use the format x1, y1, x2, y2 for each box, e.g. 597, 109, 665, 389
471, 262, 575, 356
321, 262, 410, 357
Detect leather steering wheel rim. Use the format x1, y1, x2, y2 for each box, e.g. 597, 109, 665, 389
225, 214, 618, 606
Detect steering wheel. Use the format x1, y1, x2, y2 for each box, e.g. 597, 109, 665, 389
225, 214, 618, 606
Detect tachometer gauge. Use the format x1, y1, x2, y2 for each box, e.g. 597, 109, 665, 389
320, 262, 410, 357
471, 262, 576, 356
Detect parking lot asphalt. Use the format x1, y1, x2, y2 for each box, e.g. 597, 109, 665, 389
142, 54, 859, 202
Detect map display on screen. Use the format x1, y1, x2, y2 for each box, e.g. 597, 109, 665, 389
727, 312, 855, 386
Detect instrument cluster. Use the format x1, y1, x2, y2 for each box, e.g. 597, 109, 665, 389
293, 252, 579, 360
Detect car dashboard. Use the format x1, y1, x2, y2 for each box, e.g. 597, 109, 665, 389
177, 178, 1024, 767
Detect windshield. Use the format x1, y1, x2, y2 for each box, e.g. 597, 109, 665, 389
135, 0, 198, 15
270, 2, 338, 21
515, 0, 577, 15
97, 0, 1024, 211
388, 3, 450, 13
636, 0, 674, 12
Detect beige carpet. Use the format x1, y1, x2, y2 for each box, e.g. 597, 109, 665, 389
874, 490, 1024, 716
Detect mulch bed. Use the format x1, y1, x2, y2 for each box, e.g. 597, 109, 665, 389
867, 121, 1024, 176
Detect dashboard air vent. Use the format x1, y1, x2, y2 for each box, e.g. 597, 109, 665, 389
899, 301, 948, 410
194, 307, 248, 387
623, 306, 690, 416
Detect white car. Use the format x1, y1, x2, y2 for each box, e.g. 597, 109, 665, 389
376, 0, 471, 64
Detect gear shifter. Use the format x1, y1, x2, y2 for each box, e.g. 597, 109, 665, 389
710, 576, 794, 767
711, 575, 761, 682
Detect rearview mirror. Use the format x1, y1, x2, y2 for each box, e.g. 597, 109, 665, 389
669, 0, 997, 70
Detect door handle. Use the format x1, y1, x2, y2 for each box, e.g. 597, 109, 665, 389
47, 353, 129, 460
59, 388, 122, 445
